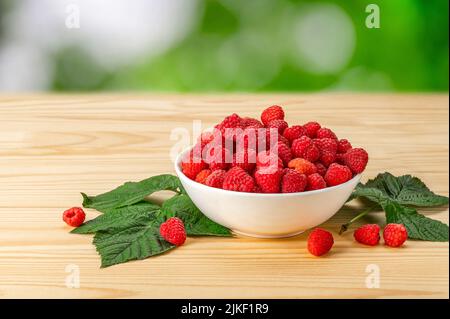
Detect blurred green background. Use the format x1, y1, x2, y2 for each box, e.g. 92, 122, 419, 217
0, 0, 448, 92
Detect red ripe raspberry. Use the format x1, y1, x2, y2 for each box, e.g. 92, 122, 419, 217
205, 169, 226, 188
256, 151, 284, 170
314, 138, 338, 154
288, 158, 317, 176
283, 125, 305, 143
307, 228, 334, 256
335, 153, 345, 164
240, 117, 264, 128
342, 148, 369, 174
181, 152, 207, 179
291, 136, 320, 162
204, 146, 231, 171
217, 113, 244, 141
195, 169, 212, 184
316, 127, 338, 140
315, 162, 327, 176
281, 169, 307, 193
160, 217, 186, 246
320, 150, 337, 167
306, 173, 327, 191
261, 105, 285, 126
223, 167, 255, 193
254, 167, 283, 193
354, 224, 381, 246
63, 207, 86, 227
303, 121, 321, 138
232, 148, 257, 172
271, 141, 292, 166
324, 163, 353, 186
338, 139, 352, 154
267, 119, 288, 134
383, 223, 408, 247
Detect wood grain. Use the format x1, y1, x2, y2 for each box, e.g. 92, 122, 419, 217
0, 94, 448, 299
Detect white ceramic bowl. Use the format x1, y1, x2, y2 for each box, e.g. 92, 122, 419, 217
175, 149, 361, 238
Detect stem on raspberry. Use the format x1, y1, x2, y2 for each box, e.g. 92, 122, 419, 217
339, 206, 376, 235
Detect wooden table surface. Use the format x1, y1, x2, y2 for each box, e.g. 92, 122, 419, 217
0, 94, 448, 299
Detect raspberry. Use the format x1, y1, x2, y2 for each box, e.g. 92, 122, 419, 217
383, 223, 408, 247
271, 141, 292, 166
256, 151, 284, 170
314, 138, 338, 154
291, 136, 320, 162
240, 117, 264, 128
204, 146, 231, 171
160, 217, 186, 246
307, 228, 334, 256
261, 105, 285, 126
204, 169, 226, 188
320, 151, 336, 167
354, 224, 381, 246
181, 152, 207, 180
232, 148, 257, 172
63, 207, 86, 227
315, 162, 327, 176
267, 119, 288, 134
223, 166, 255, 193
303, 121, 321, 138
342, 148, 369, 174
306, 173, 327, 191
254, 167, 283, 193
283, 125, 305, 143
195, 169, 212, 184
324, 163, 353, 186
335, 153, 345, 164
316, 127, 337, 140
288, 158, 317, 176
281, 169, 307, 193
338, 139, 352, 154
217, 113, 244, 141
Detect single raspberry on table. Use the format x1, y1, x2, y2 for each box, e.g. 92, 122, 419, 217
354, 224, 381, 246
316, 127, 338, 140
223, 166, 255, 193
383, 224, 408, 247
181, 152, 207, 180
254, 167, 283, 193
291, 136, 320, 162
303, 121, 321, 138
240, 117, 264, 128
271, 141, 292, 166
307, 228, 334, 256
63, 207, 86, 227
195, 169, 212, 184
281, 169, 307, 193
283, 125, 305, 143
267, 119, 288, 134
306, 173, 327, 191
288, 158, 317, 176
324, 163, 353, 186
232, 148, 257, 172
261, 105, 285, 126
204, 169, 227, 188
342, 148, 369, 174
338, 139, 352, 154
315, 162, 327, 176
160, 217, 186, 246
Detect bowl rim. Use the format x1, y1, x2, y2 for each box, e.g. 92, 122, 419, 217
175, 147, 361, 197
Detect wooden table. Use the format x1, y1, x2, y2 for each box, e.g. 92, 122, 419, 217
0, 94, 448, 299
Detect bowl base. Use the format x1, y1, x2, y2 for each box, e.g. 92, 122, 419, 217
232, 229, 305, 239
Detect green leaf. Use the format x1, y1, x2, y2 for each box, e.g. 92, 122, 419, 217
161, 194, 232, 237
71, 202, 160, 234
353, 172, 449, 207
93, 214, 174, 268
383, 200, 449, 242
81, 174, 182, 212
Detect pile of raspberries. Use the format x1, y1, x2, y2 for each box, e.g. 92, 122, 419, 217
181, 105, 368, 193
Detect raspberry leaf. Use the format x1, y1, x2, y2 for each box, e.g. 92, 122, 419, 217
81, 174, 182, 212
383, 200, 449, 242
93, 214, 174, 268
71, 202, 160, 234
161, 194, 232, 237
